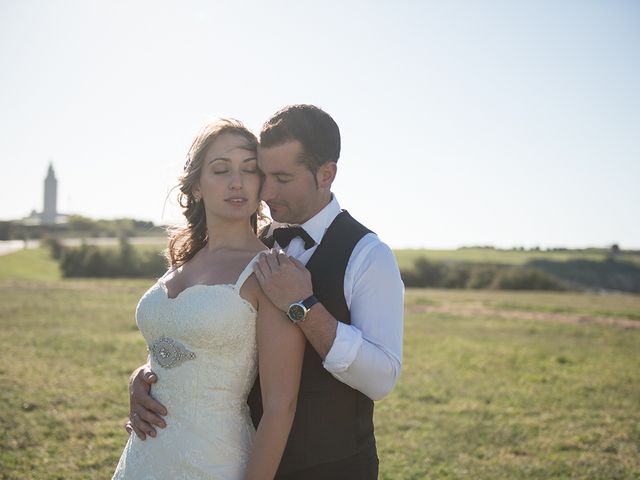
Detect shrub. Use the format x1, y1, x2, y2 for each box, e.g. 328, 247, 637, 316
442, 262, 470, 289
414, 258, 447, 287
401, 258, 567, 291
490, 267, 566, 291
527, 259, 640, 293
400, 269, 421, 288
466, 264, 502, 289
59, 237, 166, 278
60, 243, 89, 277
41, 235, 64, 260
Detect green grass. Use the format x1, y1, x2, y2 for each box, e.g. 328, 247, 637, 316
0, 247, 61, 281
377, 295, 640, 479
405, 288, 640, 322
0, 277, 150, 479
1, 249, 639, 479
393, 248, 640, 270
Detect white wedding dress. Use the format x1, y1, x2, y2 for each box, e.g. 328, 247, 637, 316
113, 253, 265, 480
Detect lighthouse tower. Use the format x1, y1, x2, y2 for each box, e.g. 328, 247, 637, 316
42, 163, 57, 225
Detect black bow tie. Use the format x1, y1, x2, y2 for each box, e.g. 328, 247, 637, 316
272, 226, 316, 249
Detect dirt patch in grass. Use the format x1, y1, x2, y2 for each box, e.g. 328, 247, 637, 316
406, 302, 640, 329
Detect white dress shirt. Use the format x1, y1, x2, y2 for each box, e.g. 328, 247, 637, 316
270, 195, 404, 401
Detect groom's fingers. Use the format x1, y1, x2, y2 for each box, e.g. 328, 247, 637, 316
253, 261, 267, 285
289, 256, 312, 281
276, 253, 292, 266
124, 421, 146, 440
275, 254, 307, 274
141, 394, 168, 418
137, 408, 163, 434
264, 252, 281, 272
127, 417, 147, 440
138, 407, 166, 429
133, 394, 167, 429
143, 370, 157, 385
288, 256, 307, 271
130, 384, 167, 418
257, 253, 273, 275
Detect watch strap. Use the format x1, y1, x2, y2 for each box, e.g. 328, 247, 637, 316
301, 295, 319, 310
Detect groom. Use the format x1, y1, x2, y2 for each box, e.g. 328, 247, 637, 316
126, 104, 404, 479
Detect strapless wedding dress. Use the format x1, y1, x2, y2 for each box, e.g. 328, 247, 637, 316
113, 253, 265, 480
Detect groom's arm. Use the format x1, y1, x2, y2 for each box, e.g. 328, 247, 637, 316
254, 240, 404, 401
320, 240, 404, 400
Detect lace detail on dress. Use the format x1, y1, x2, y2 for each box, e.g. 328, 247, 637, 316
113, 251, 267, 480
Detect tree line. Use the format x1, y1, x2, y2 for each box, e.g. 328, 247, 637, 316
42, 237, 640, 293
44, 236, 167, 278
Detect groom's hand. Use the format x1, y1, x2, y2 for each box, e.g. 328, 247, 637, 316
253, 250, 313, 312
125, 364, 167, 440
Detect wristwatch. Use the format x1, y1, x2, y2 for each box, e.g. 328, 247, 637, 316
287, 295, 319, 323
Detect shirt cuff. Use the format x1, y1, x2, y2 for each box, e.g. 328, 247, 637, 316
322, 322, 363, 373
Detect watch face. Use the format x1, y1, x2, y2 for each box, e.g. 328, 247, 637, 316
288, 304, 306, 322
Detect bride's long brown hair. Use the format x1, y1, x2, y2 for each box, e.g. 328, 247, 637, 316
166, 119, 266, 267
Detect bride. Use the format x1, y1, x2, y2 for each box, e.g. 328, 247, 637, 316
113, 119, 305, 479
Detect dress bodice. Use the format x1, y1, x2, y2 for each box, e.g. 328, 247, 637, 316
137, 281, 258, 414
113, 252, 265, 480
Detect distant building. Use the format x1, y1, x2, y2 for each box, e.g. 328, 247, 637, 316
21, 163, 67, 226
42, 163, 57, 225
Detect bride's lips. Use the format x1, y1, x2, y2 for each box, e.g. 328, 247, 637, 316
225, 197, 248, 206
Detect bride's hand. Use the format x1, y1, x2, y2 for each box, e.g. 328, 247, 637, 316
124, 364, 168, 440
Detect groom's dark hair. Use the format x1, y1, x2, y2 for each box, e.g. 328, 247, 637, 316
260, 104, 341, 176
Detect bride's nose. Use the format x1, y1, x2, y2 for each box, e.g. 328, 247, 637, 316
229, 170, 243, 190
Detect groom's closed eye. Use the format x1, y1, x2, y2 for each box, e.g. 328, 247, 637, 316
274, 174, 293, 184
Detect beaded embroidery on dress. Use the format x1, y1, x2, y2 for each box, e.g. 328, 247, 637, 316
113, 252, 266, 480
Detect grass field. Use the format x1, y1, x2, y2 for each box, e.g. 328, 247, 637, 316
1, 249, 639, 479
393, 248, 640, 270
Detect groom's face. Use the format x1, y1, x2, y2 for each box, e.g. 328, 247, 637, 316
258, 140, 324, 225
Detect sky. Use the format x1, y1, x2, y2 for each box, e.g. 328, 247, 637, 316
1, 0, 638, 249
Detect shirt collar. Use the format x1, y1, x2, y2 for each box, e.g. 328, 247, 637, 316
300, 194, 341, 245
269, 194, 341, 246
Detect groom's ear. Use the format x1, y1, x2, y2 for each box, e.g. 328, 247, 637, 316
316, 161, 337, 190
